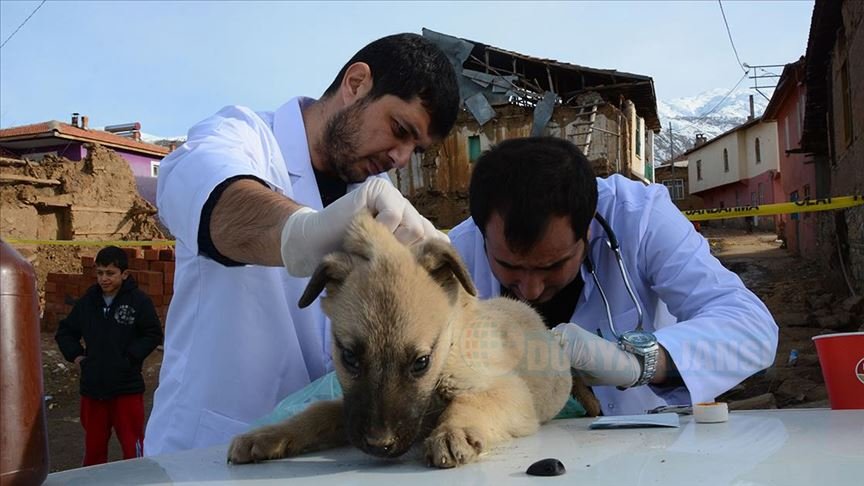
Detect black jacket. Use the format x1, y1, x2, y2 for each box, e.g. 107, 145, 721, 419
55, 277, 163, 399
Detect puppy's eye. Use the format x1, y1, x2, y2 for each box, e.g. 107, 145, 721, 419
412, 355, 431, 376
342, 348, 360, 374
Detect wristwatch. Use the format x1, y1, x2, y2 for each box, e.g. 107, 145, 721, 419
617, 329, 660, 388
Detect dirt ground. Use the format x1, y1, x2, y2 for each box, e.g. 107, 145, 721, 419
38, 228, 863, 472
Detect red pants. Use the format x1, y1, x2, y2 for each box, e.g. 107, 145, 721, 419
80, 394, 145, 466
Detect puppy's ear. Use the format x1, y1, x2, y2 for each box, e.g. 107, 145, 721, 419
415, 239, 477, 299
298, 253, 355, 308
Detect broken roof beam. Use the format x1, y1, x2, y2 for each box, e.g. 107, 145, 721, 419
0, 173, 61, 186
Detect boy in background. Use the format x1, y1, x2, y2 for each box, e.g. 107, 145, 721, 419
55, 246, 163, 466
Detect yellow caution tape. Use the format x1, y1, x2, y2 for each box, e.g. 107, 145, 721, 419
3, 239, 175, 247
683, 195, 864, 221
5, 195, 863, 244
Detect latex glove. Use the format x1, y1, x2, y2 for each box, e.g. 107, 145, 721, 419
280, 178, 448, 277
552, 323, 641, 388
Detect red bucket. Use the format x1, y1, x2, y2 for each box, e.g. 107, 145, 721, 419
812, 332, 864, 410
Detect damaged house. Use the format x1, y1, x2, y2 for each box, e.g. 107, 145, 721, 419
0, 116, 169, 241
396, 29, 662, 227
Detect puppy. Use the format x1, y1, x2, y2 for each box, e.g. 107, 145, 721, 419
228, 212, 578, 468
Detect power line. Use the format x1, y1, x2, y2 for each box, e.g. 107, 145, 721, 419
694, 70, 750, 122
0, 0, 48, 50
718, 0, 747, 73
661, 69, 750, 151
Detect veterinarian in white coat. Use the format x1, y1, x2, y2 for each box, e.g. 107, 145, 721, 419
449, 137, 778, 416
145, 34, 460, 455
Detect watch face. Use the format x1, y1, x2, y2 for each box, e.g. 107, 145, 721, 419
622, 331, 657, 347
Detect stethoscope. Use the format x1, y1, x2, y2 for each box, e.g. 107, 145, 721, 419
583, 213, 645, 340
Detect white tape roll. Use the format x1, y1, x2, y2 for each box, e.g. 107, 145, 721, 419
693, 402, 729, 423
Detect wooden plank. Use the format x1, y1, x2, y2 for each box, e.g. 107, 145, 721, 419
0, 173, 60, 186
0, 157, 28, 166
70, 206, 128, 214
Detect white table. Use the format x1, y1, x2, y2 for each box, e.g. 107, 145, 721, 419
44, 409, 863, 485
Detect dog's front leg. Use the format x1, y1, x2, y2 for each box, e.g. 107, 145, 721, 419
228, 399, 348, 464
425, 378, 537, 468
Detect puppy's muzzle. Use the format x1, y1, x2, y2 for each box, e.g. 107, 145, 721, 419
363, 428, 399, 457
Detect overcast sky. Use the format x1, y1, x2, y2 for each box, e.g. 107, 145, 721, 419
0, 0, 814, 137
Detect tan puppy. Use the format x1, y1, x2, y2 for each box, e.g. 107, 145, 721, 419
228, 212, 576, 468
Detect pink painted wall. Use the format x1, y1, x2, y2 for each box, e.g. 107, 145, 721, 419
82, 145, 160, 178
698, 170, 782, 230
775, 85, 818, 257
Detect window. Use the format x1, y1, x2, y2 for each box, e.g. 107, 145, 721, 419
468, 135, 481, 163
840, 60, 853, 145
150, 160, 160, 177
663, 179, 685, 200
784, 116, 791, 152
635, 118, 643, 158
696, 160, 702, 180
750, 191, 757, 205
723, 148, 729, 172
755, 138, 761, 164
790, 190, 800, 221
803, 184, 811, 219
798, 91, 806, 128
758, 182, 765, 204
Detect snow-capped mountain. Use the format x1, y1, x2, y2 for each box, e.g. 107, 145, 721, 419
654, 87, 770, 164
140, 132, 186, 146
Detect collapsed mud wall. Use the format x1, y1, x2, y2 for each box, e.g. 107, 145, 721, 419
0, 144, 165, 242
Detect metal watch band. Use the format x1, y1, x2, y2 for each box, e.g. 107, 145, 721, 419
633, 346, 659, 387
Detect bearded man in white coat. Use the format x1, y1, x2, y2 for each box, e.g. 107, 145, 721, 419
448, 137, 778, 416
146, 33, 460, 455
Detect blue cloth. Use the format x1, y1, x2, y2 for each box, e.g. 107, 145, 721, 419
255, 371, 585, 426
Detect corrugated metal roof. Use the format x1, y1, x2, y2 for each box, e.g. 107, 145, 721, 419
428, 29, 661, 132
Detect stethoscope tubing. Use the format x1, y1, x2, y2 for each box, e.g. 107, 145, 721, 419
586, 213, 645, 339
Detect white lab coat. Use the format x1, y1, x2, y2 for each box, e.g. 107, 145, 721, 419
449, 175, 778, 416
146, 97, 380, 455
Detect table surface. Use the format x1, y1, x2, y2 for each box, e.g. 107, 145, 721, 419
45, 408, 864, 486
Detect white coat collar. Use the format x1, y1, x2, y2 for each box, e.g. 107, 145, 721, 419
272, 97, 324, 210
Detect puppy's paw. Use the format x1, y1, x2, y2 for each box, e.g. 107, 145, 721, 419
424, 425, 484, 469
227, 428, 297, 464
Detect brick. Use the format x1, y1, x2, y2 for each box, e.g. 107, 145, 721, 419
159, 248, 175, 261
83, 267, 96, 279
163, 270, 174, 285
165, 281, 173, 295
148, 261, 170, 273
129, 258, 148, 271
123, 248, 141, 260
143, 249, 160, 261
145, 282, 163, 296
139, 271, 162, 286
81, 256, 95, 268
149, 294, 163, 306
46, 302, 65, 313
45, 282, 57, 293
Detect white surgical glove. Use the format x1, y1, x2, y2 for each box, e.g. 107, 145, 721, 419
280, 178, 448, 277
552, 323, 641, 388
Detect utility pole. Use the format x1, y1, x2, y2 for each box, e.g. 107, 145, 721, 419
669, 122, 675, 176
